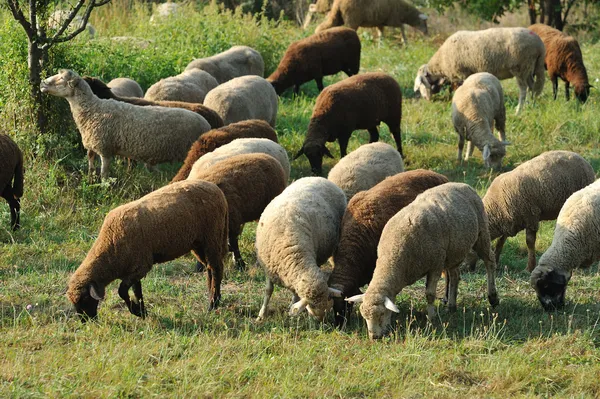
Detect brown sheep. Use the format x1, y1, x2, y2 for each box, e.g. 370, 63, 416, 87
0, 134, 24, 231
188, 153, 287, 270
171, 120, 279, 183
295, 72, 402, 175
329, 169, 448, 327
66, 180, 229, 321
528, 24, 592, 103
83, 76, 224, 129
267, 27, 361, 95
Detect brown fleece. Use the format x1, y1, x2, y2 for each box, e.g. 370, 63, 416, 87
0, 133, 23, 230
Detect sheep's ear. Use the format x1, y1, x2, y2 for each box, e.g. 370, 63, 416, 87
419, 13, 428, 20
384, 297, 400, 313
289, 298, 309, 315
293, 147, 305, 160
482, 144, 491, 161
328, 287, 343, 298
420, 75, 432, 89
345, 294, 364, 304
323, 146, 334, 159
89, 282, 105, 301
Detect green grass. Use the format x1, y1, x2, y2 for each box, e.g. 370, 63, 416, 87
2, 2, 600, 397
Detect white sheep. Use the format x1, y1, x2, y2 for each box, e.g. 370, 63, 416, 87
347, 183, 499, 340
327, 142, 404, 201
41, 69, 211, 180
48, 10, 96, 38
145, 69, 219, 103
451, 72, 509, 170
414, 27, 545, 114
188, 138, 290, 182
256, 177, 347, 321
107, 78, 144, 98
185, 46, 265, 84
530, 180, 600, 311
203, 75, 278, 127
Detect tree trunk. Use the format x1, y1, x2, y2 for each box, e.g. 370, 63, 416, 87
528, 0, 537, 24
28, 43, 47, 135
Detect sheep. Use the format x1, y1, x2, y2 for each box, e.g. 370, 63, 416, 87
327, 142, 404, 201
185, 46, 265, 84
414, 27, 545, 114
303, 0, 333, 29
256, 177, 347, 321
528, 23, 592, 104
0, 134, 24, 231
188, 153, 287, 270
346, 182, 499, 340
295, 72, 402, 176
203, 75, 278, 127
468, 151, 595, 273
171, 120, 278, 183
149, 1, 181, 24
315, 0, 428, 45
48, 9, 96, 38
83, 76, 224, 129
451, 72, 509, 170
188, 138, 291, 183
530, 180, 600, 311
107, 78, 144, 98
267, 27, 361, 95
41, 69, 211, 180
66, 179, 229, 321
329, 169, 448, 327
145, 69, 219, 103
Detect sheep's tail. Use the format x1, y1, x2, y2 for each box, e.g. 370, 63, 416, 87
315, 1, 343, 32
12, 149, 24, 198
532, 52, 546, 97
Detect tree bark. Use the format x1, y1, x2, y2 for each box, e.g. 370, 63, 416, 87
528, 0, 537, 24
28, 42, 47, 135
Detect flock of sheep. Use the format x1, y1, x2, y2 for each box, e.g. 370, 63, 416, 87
1, 0, 599, 340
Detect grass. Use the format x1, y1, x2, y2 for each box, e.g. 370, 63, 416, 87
2, 2, 600, 397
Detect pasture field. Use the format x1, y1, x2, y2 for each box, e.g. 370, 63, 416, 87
2, 2, 600, 397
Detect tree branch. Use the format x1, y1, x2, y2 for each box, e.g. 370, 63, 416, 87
562, 0, 577, 24
6, 0, 34, 40
28, 0, 37, 43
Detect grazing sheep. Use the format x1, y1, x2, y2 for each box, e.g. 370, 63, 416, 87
145, 69, 219, 103
295, 72, 402, 175
256, 177, 347, 321
189, 138, 290, 182
327, 142, 404, 201
41, 69, 211, 180
48, 9, 96, 38
66, 180, 229, 321
171, 120, 278, 182
203, 76, 278, 127
315, 0, 428, 45
469, 151, 595, 273
83, 76, 224, 129
414, 27, 545, 114
528, 23, 592, 104
451, 72, 509, 170
303, 0, 334, 29
267, 27, 361, 95
188, 153, 287, 270
185, 46, 265, 84
107, 78, 144, 98
329, 169, 448, 327
347, 183, 499, 340
530, 180, 600, 311
0, 134, 24, 231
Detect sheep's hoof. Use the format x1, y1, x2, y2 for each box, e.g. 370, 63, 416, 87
129, 302, 147, 319
488, 293, 499, 307
195, 261, 205, 273
235, 258, 246, 271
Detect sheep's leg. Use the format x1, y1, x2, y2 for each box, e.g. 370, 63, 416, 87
315, 77, 324, 92
257, 277, 274, 320
525, 228, 538, 272
464, 141, 473, 161
291, 291, 300, 307
552, 77, 559, 100
338, 135, 350, 157
229, 230, 246, 271
2, 186, 20, 231
495, 110, 507, 142
515, 79, 527, 114
100, 155, 112, 181
87, 149, 96, 180
425, 271, 441, 321
377, 26, 384, 48
118, 280, 145, 318
494, 235, 507, 266
195, 261, 205, 272
389, 126, 403, 158
446, 267, 460, 312
206, 258, 223, 310
294, 84, 300, 96
367, 127, 379, 143
400, 25, 408, 46
457, 135, 465, 161
565, 81, 571, 101
473, 232, 499, 307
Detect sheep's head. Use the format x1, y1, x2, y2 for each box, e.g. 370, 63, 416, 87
575, 83, 593, 104
530, 267, 571, 311
289, 287, 342, 322
266, 78, 285, 96
346, 293, 399, 340
482, 142, 510, 171
413, 65, 438, 100
294, 143, 333, 176
83, 76, 115, 99
40, 69, 81, 97
415, 13, 428, 35
67, 281, 105, 322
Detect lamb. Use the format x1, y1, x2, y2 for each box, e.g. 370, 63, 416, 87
414, 27, 545, 114
315, 0, 428, 45
185, 46, 265, 84
528, 23, 592, 103
451, 72, 509, 170
530, 180, 600, 311
188, 153, 287, 270
203, 76, 278, 127
329, 169, 448, 327
468, 151, 595, 273
267, 27, 361, 95
145, 69, 219, 103
188, 138, 290, 182
107, 78, 144, 98
83, 76, 224, 129
256, 177, 347, 321
346, 183, 499, 340
171, 120, 278, 182
327, 142, 404, 201
66, 179, 229, 321
0, 134, 24, 231
295, 72, 402, 175
41, 69, 211, 180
